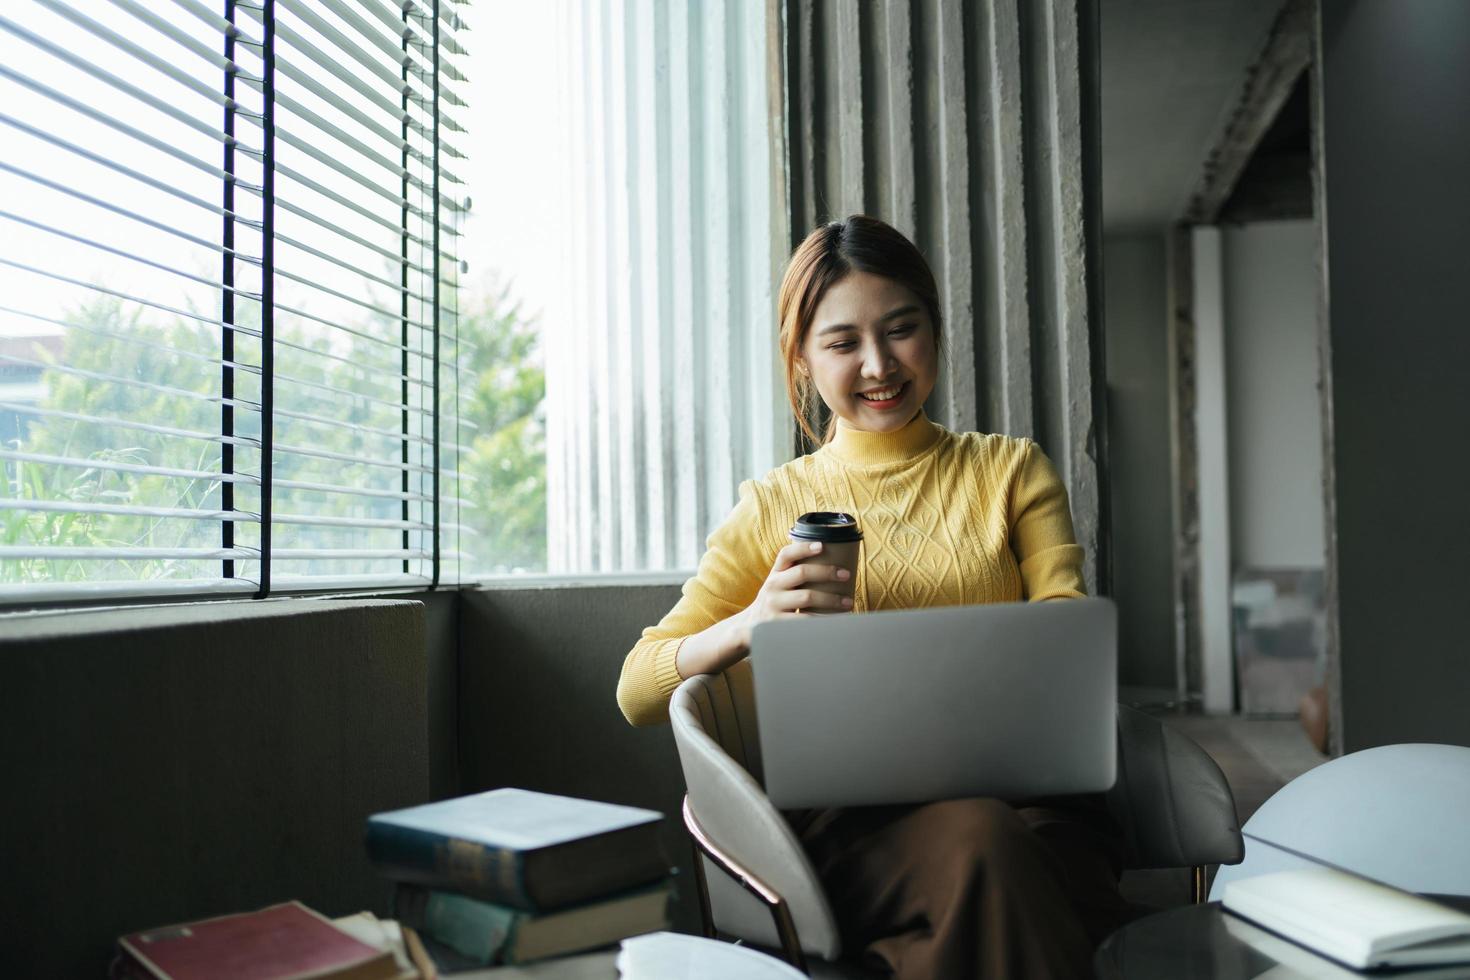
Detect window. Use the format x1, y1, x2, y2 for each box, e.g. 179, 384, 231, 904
0, 0, 785, 600
0, 0, 466, 599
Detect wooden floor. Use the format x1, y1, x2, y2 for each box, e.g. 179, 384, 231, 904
1118, 713, 1328, 909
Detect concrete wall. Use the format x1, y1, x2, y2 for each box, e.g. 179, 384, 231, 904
781, 0, 1109, 593
1102, 233, 1174, 691
0, 599, 436, 976
1222, 219, 1324, 570
1319, 0, 1470, 751
456, 580, 697, 931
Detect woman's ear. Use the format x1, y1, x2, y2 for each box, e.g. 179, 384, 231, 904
795, 359, 809, 377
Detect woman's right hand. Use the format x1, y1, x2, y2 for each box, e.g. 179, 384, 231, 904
733, 539, 853, 650
675, 540, 852, 679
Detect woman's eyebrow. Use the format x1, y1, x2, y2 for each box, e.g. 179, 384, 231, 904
815, 306, 920, 337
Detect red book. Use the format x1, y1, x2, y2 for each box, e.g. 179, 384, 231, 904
118, 902, 400, 980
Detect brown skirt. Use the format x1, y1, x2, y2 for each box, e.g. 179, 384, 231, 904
797, 795, 1133, 980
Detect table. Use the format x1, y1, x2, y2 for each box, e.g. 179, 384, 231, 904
1096, 898, 1470, 979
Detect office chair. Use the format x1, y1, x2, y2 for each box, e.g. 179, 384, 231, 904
670, 662, 1243, 977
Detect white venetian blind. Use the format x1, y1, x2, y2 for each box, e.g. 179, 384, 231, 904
0, 0, 466, 600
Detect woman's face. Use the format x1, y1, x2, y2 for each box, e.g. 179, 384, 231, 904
799, 270, 939, 434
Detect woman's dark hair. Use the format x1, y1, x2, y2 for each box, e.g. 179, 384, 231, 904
777, 215, 943, 444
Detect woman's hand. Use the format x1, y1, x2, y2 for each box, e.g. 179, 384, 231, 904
675, 540, 853, 678
737, 540, 853, 645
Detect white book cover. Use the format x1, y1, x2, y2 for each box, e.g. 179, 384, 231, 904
1223, 867, 1470, 969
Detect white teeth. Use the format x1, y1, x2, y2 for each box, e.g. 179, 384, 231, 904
858, 385, 902, 401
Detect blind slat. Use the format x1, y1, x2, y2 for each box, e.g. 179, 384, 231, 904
0, 546, 259, 561
0, 17, 265, 158
273, 512, 429, 531
274, 277, 432, 336
107, 0, 262, 85
0, 303, 259, 377
145, 0, 265, 55
0, 448, 260, 484
0, 256, 263, 339
0, 353, 263, 416
0, 404, 261, 452
275, 170, 426, 247
277, 197, 427, 274
272, 549, 431, 560
273, 477, 429, 503
0, 499, 261, 523
273, 298, 432, 359
38, 0, 264, 123
0, 112, 263, 229
272, 404, 431, 446
276, 232, 428, 302
0, 207, 260, 298
0, 63, 262, 192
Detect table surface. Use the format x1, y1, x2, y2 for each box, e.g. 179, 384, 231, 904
1096, 898, 1470, 980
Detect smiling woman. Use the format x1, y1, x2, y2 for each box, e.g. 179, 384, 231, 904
617, 213, 1121, 980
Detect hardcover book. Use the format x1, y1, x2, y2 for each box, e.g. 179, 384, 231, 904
366, 788, 665, 912
117, 902, 400, 980
1223, 867, 1470, 970
394, 881, 671, 966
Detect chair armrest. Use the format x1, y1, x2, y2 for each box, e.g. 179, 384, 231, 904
1108, 705, 1245, 870
670, 675, 842, 960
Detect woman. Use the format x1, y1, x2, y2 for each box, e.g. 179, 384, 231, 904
617, 215, 1128, 979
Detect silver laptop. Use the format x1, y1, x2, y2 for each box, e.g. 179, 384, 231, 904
749, 598, 1117, 808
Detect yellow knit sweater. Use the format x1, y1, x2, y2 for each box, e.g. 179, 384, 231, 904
616, 411, 1086, 726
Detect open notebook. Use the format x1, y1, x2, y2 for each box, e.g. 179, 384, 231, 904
1223, 867, 1470, 970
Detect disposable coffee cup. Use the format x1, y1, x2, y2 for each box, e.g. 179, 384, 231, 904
789, 512, 863, 613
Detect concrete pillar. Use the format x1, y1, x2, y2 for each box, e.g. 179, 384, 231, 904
1315, 0, 1470, 751
774, 0, 1107, 591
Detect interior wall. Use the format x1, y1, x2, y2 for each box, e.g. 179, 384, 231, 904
456, 581, 698, 930
1318, 0, 1470, 751
0, 599, 435, 977
1102, 232, 1174, 691
1222, 219, 1324, 569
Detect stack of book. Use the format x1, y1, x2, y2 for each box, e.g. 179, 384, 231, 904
365, 788, 671, 970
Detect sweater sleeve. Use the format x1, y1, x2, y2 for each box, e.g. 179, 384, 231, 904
1010, 440, 1087, 601
616, 480, 773, 726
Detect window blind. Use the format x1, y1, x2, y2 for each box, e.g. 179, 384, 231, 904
0, 0, 466, 601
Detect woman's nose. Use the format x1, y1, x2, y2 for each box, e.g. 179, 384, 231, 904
861, 343, 897, 378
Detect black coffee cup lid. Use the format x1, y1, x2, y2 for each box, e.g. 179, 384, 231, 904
790, 511, 863, 542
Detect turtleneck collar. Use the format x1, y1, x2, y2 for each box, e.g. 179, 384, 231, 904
823, 410, 945, 467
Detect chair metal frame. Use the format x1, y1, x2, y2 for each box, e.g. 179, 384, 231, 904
683, 795, 809, 974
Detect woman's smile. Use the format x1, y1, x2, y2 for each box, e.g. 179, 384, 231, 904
855, 380, 910, 410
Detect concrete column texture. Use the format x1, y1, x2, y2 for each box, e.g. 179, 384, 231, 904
775, 0, 1107, 592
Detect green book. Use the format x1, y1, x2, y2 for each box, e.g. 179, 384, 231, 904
366, 789, 666, 912
394, 881, 671, 967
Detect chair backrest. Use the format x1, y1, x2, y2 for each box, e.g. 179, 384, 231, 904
1106, 705, 1245, 871
670, 665, 842, 959
1209, 742, 1470, 900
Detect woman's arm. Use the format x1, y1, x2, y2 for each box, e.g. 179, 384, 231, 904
1009, 440, 1087, 600
617, 484, 852, 726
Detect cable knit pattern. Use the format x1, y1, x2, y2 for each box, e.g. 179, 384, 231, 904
616, 411, 1086, 725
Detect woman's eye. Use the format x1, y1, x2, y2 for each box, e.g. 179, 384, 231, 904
827, 341, 856, 351
889, 323, 916, 336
